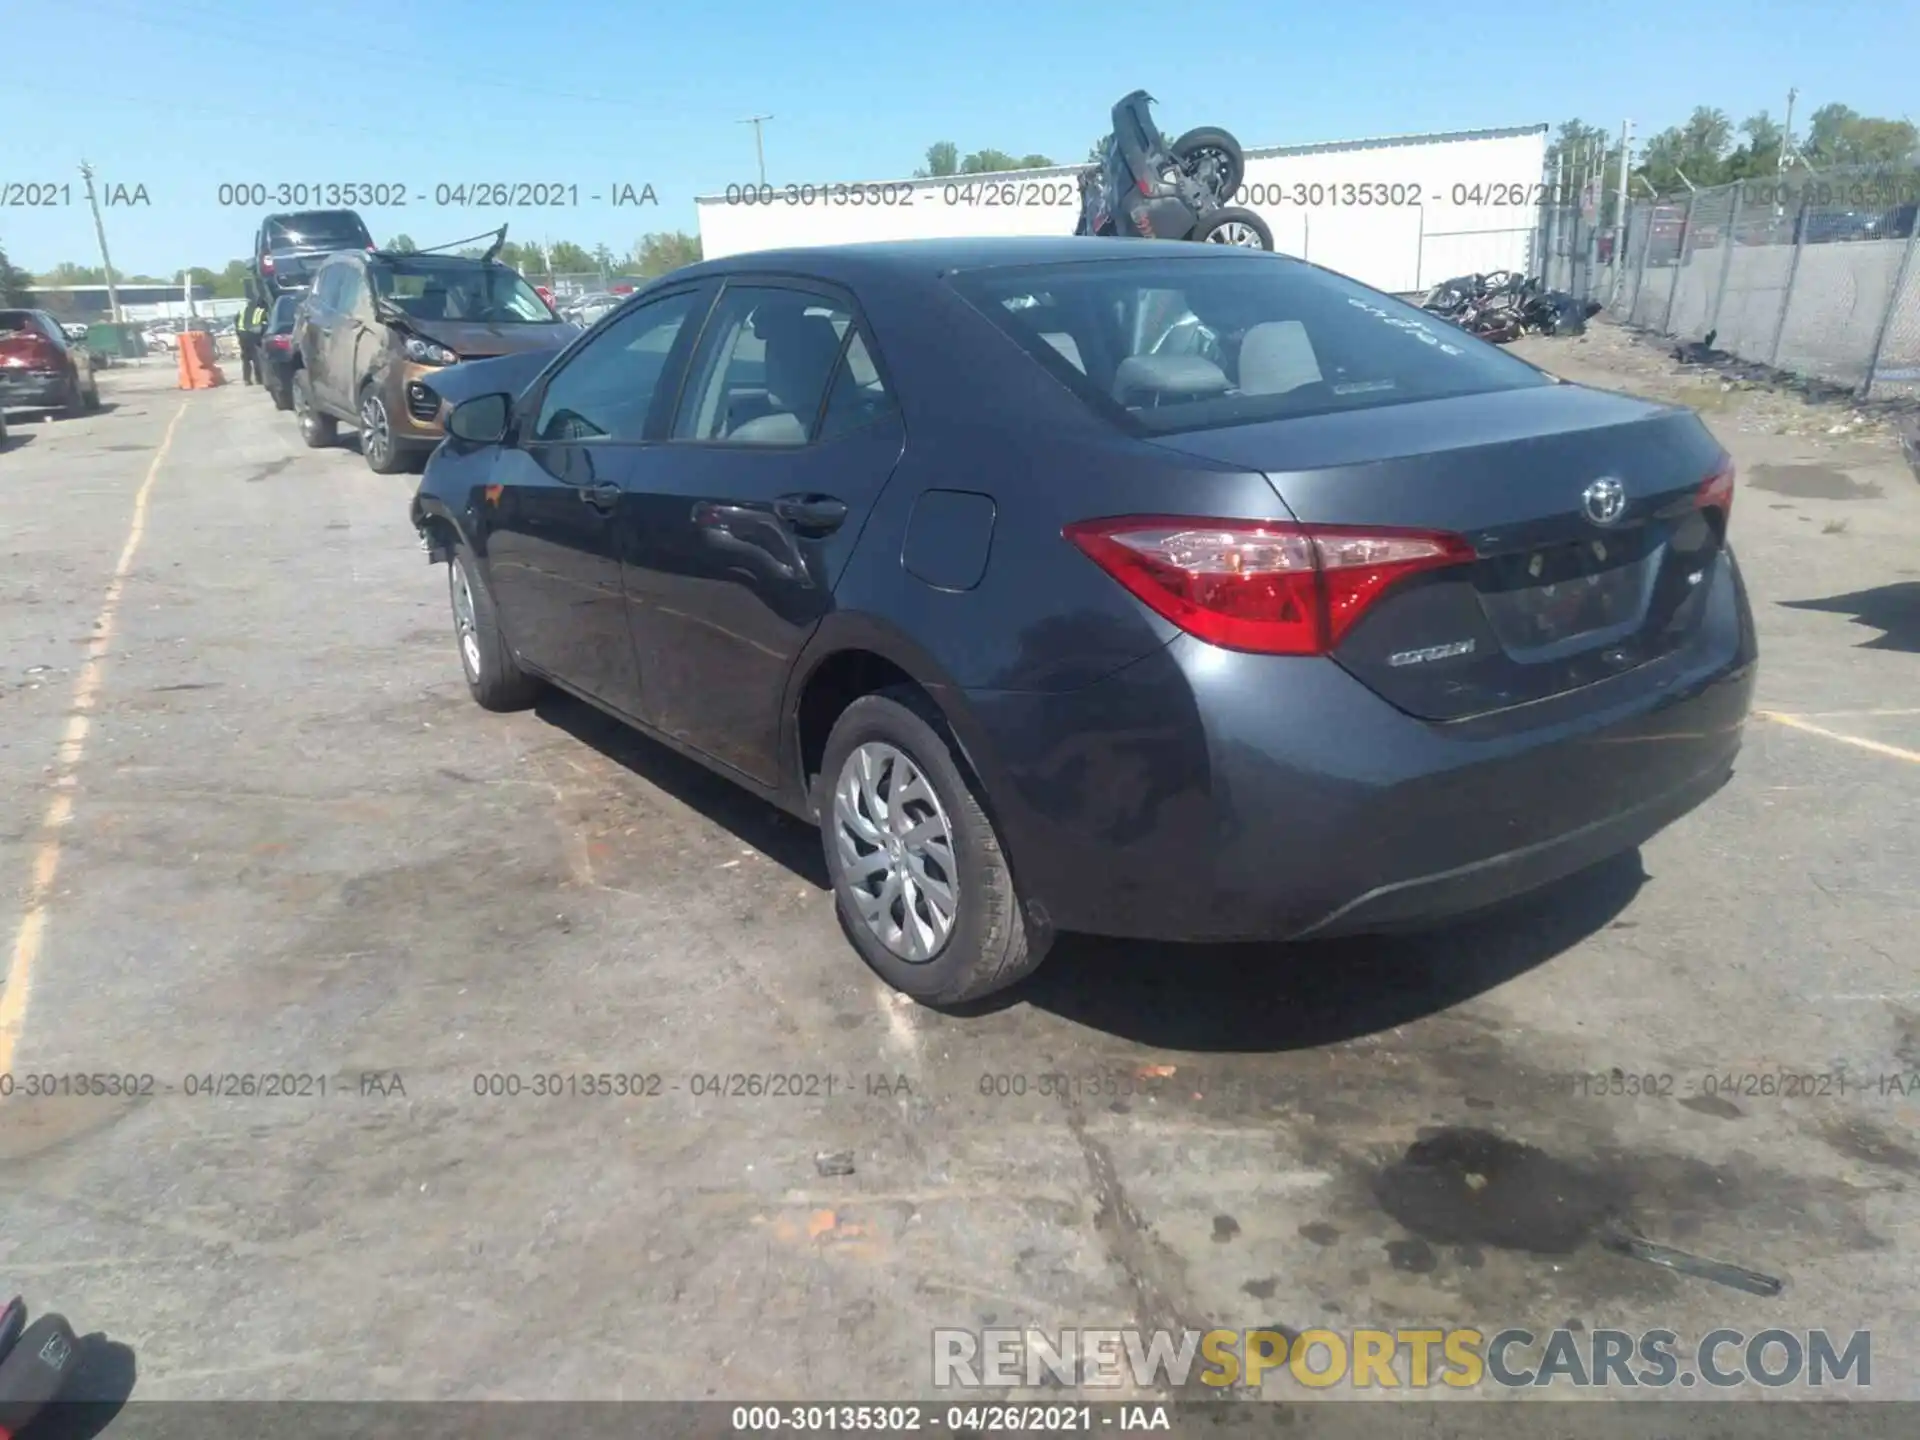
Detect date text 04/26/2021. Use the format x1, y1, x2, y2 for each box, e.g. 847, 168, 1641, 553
727, 1404, 1170, 1432
212, 182, 658, 208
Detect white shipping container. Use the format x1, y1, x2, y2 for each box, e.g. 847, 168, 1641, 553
696, 124, 1549, 295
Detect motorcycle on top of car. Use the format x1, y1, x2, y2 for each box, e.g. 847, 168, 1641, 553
1076, 90, 1275, 250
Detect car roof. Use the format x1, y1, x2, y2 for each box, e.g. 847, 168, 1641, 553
265, 209, 367, 226
366, 251, 507, 268
678, 236, 1284, 288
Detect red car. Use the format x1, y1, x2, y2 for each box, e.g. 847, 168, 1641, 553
0, 309, 100, 417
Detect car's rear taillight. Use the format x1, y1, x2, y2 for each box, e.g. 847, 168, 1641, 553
261, 253, 274, 271
1064, 516, 1475, 656
1695, 459, 1735, 523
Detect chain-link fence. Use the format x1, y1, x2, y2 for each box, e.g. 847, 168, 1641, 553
1540, 164, 1920, 399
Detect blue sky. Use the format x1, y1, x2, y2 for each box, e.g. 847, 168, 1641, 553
6, 0, 1914, 274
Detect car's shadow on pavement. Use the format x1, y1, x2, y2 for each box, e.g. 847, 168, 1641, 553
1779, 580, 1920, 653
969, 848, 1649, 1052
532, 692, 1645, 1053
533, 690, 830, 887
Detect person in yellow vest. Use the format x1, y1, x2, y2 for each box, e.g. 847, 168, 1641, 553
236, 280, 270, 386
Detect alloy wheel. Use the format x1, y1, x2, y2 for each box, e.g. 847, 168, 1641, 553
1205, 220, 1265, 248
833, 742, 959, 962
450, 562, 482, 680
360, 394, 391, 468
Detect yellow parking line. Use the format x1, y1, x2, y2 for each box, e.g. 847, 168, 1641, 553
1755, 710, 1920, 765
0, 400, 187, 1075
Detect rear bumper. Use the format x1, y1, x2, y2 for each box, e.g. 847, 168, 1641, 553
0, 370, 70, 408
962, 550, 1756, 943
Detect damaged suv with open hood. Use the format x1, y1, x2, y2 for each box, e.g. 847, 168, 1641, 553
291, 238, 578, 472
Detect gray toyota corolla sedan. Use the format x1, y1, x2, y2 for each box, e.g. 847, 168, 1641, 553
411, 236, 1756, 1005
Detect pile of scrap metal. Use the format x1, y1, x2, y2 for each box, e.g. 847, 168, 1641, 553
1420, 271, 1602, 344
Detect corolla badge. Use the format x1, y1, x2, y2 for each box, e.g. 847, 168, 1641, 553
1388, 639, 1476, 668
1582, 476, 1627, 526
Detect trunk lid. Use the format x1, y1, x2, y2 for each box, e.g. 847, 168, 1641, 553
1147, 384, 1731, 722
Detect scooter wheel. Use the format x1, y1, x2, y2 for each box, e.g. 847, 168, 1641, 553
1193, 207, 1274, 250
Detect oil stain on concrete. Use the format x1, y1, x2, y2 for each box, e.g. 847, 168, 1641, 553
1748, 463, 1883, 501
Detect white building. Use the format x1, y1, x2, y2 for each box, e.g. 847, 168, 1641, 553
696, 124, 1550, 295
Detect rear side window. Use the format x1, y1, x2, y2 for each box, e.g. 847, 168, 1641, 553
266, 211, 370, 250
816, 330, 896, 441
671, 286, 853, 446
949, 255, 1549, 435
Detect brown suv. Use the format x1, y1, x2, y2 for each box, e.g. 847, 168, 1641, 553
291, 249, 578, 472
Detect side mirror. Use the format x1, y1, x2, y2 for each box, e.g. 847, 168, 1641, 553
448, 393, 511, 446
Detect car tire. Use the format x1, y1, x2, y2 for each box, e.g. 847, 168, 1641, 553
293, 370, 337, 449
818, 689, 1048, 1005
270, 380, 293, 412
1194, 206, 1274, 250
448, 544, 542, 712
81, 371, 101, 411
1171, 125, 1246, 202
358, 383, 407, 475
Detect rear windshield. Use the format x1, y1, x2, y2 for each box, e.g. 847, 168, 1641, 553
369, 257, 555, 324
268, 295, 301, 330
266, 212, 370, 250
948, 254, 1550, 435
0, 311, 44, 334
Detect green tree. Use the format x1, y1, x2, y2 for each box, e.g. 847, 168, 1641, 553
0, 244, 30, 306
1721, 111, 1788, 181
632, 231, 701, 277
548, 241, 594, 273
386, 233, 418, 252
1802, 103, 1918, 166
913, 142, 960, 178
38, 260, 109, 286
498, 241, 546, 273
212, 259, 251, 298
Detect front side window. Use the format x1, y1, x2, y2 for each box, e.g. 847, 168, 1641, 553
949, 255, 1550, 435
372, 259, 554, 325
532, 289, 704, 443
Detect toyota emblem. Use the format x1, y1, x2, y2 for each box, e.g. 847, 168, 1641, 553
1582, 477, 1626, 526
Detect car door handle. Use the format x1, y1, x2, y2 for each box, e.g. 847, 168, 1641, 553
578, 482, 623, 511
773, 494, 848, 535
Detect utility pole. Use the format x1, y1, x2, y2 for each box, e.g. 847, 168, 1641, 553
738, 114, 773, 187
1779, 87, 1799, 182
1776, 86, 1799, 222
1610, 121, 1634, 305
78, 160, 122, 323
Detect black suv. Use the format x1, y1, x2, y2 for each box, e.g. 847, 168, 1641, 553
252, 209, 374, 297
